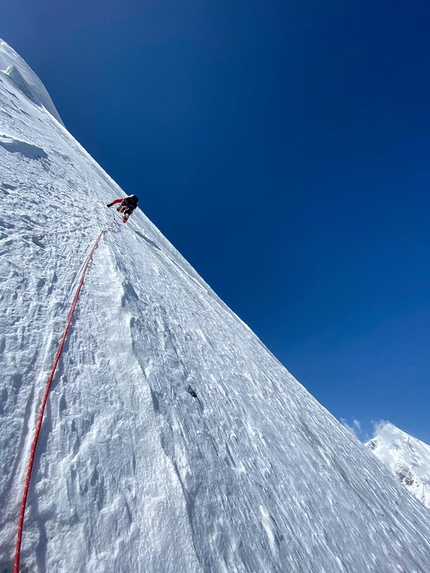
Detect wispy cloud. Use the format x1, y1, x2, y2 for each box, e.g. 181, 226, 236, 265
340, 418, 369, 442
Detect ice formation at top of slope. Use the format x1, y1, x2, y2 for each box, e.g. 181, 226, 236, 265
0, 39, 64, 126
367, 422, 430, 509
1, 42, 430, 573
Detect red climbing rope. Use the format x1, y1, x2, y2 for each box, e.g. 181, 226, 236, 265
14, 220, 118, 572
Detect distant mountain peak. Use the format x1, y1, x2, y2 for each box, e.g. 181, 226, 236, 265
366, 421, 430, 509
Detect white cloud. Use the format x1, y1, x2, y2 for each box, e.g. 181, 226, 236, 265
340, 418, 360, 440
340, 418, 369, 442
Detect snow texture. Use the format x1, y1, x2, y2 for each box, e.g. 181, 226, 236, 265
367, 422, 430, 510
0, 39, 64, 126
1, 39, 430, 573
0, 135, 48, 160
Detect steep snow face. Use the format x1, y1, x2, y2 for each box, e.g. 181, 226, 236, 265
1, 43, 430, 573
0, 39, 64, 126
367, 422, 430, 509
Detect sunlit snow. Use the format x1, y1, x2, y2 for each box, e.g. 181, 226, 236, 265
0, 40, 63, 126
1, 39, 430, 573
367, 422, 430, 510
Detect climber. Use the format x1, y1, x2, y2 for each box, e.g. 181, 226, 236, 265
107, 194, 139, 223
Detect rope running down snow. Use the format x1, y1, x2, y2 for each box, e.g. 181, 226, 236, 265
14, 219, 119, 573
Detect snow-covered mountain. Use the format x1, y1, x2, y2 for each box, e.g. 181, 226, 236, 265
1, 39, 430, 573
366, 422, 430, 510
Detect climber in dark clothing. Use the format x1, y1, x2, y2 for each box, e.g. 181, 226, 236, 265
107, 194, 139, 223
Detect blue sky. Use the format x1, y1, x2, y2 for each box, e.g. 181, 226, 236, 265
2, 0, 430, 443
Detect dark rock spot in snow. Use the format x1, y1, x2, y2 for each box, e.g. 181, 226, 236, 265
150, 387, 160, 412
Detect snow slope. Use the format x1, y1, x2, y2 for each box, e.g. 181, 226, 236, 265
0, 40, 64, 126
367, 422, 430, 509
1, 40, 430, 573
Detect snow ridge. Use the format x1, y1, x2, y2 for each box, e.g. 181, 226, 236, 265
1, 42, 430, 573
0, 39, 64, 126
367, 422, 430, 509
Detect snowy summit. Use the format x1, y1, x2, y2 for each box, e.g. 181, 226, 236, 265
1, 39, 430, 572
367, 422, 430, 510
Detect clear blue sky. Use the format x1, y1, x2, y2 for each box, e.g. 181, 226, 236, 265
2, 0, 430, 443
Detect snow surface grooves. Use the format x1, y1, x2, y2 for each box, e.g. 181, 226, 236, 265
110, 222, 430, 573
112, 227, 310, 572
14, 221, 118, 573
17, 235, 201, 573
